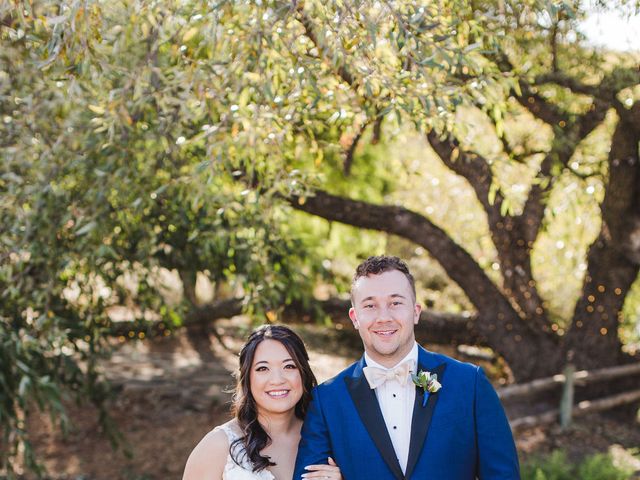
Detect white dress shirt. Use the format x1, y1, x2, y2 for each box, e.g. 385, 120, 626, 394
364, 343, 418, 474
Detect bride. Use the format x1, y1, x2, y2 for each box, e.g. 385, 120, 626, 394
182, 325, 342, 480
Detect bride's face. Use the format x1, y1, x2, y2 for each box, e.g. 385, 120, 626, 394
250, 339, 303, 416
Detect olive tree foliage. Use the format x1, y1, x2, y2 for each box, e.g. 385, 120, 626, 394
1, 0, 638, 474
0, 0, 315, 473
0, 0, 508, 474
288, 0, 640, 380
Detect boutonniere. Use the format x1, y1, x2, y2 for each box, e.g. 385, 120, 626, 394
412, 370, 442, 407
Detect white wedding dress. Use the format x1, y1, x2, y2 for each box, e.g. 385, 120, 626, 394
215, 423, 275, 480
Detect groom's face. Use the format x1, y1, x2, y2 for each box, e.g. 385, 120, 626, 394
349, 269, 421, 368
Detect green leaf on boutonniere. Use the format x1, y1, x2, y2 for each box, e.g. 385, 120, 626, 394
412, 370, 442, 407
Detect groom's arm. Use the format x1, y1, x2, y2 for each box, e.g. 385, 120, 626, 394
474, 368, 521, 479
293, 386, 333, 480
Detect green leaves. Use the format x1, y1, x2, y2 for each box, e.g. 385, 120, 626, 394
2, 0, 639, 475
522, 450, 633, 480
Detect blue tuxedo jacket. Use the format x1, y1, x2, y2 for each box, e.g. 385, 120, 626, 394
294, 346, 520, 479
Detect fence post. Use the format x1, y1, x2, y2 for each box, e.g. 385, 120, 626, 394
560, 363, 575, 429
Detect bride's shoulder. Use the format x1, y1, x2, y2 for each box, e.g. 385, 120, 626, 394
213, 419, 244, 440
182, 422, 232, 480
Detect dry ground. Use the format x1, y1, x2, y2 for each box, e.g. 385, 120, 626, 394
18, 320, 640, 479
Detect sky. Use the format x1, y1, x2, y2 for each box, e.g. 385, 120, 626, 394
579, 3, 640, 52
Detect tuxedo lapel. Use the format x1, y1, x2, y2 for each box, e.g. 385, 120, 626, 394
345, 358, 404, 480
404, 359, 447, 479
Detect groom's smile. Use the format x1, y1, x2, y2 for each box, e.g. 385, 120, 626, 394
372, 328, 400, 343
374, 328, 398, 336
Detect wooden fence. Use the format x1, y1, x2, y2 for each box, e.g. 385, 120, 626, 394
496, 363, 640, 431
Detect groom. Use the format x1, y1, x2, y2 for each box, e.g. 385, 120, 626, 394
294, 256, 520, 479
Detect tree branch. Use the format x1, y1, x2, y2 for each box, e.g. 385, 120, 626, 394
520, 153, 553, 239
535, 68, 640, 104
343, 118, 371, 176
531, 68, 635, 147
371, 114, 384, 144
535, 72, 599, 97
491, 52, 567, 126
515, 81, 568, 126
551, 21, 560, 73
289, 189, 560, 380
426, 130, 502, 218
292, 190, 522, 315
1, 12, 14, 29
425, 129, 555, 326
107, 296, 484, 346
294, 2, 357, 89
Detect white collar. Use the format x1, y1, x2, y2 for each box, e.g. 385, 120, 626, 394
364, 342, 418, 371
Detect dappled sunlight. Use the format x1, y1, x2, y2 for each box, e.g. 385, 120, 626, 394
3, 0, 640, 477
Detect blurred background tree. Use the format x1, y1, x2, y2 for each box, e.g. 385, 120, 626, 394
1, 0, 639, 475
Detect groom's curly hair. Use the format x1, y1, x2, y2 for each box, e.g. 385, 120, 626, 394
351, 255, 416, 303
231, 324, 317, 472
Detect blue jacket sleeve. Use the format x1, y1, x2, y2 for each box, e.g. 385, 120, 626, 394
475, 367, 521, 479
293, 386, 333, 480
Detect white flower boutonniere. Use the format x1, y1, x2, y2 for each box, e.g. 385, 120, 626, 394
412, 370, 442, 407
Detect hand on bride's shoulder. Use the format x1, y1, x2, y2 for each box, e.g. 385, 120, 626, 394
182, 426, 229, 480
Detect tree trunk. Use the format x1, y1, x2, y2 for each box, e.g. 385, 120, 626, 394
426, 132, 551, 331
564, 108, 640, 369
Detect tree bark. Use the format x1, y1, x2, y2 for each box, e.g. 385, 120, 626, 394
564, 106, 640, 369
291, 190, 561, 380
426, 132, 550, 330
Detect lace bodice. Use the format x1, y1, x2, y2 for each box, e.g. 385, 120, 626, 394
214, 423, 275, 480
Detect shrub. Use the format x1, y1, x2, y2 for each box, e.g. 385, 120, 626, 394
522, 450, 634, 480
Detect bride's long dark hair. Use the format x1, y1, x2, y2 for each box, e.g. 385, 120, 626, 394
231, 324, 317, 472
